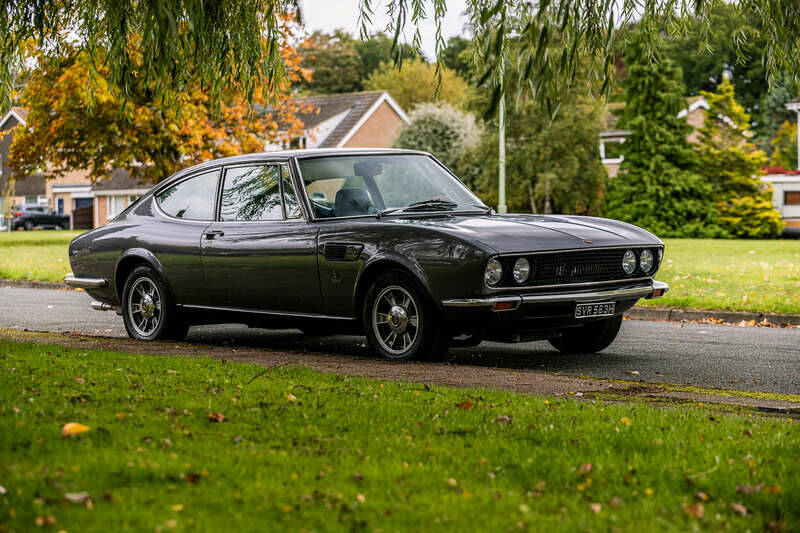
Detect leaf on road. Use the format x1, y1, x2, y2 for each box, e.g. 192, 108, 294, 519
456, 400, 474, 410
207, 412, 225, 423
683, 503, 704, 519
579, 463, 593, 476
61, 422, 90, 437
625, 370, 640, 375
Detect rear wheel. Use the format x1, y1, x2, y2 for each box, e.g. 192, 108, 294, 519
23, 220, 33, 231
122, 265, 188, 341
548, 315, 623, 354
362, 270, 449, 361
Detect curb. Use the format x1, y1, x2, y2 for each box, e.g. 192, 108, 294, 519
626, 306, 800, 326
0, 279, 68, 290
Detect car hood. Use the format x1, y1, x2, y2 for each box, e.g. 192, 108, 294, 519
396, 214, 661, 254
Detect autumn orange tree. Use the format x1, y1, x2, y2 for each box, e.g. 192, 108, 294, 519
9, 16, 311, 184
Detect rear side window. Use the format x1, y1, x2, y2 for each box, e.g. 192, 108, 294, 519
157, 170, 219, 220
220, 165, 284, 222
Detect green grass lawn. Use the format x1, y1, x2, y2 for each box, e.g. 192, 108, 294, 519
1, 232, 799, 313
640, 239, 800, 314
0, 231, 81, 283
1, 338, 797, 532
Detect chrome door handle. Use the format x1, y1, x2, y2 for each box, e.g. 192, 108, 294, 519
204, 230, 225, 239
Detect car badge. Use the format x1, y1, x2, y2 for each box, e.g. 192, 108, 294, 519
584, 239, 592, 244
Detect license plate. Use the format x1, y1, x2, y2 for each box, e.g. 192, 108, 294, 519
575, 302, 615, 318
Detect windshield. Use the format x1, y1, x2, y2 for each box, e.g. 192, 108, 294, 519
297, 154, 487, 218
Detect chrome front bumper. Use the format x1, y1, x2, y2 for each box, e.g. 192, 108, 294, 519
64, 274, 108, 289
442, 281, 670, 312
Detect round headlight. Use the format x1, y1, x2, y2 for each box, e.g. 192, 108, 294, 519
640, 249, 655, 273
622, 249, 637, 275
512, 258, 531, 284
485, 258, 504, 286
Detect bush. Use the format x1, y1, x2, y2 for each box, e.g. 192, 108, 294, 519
393, 103, 481, 170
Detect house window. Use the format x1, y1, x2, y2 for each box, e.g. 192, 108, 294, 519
785, 191, 800, 205
24, 195, 37, 205
106, 196, 127, 220
600, 139, 625, 164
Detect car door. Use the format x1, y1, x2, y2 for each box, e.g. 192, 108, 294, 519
200, 162, 321, 314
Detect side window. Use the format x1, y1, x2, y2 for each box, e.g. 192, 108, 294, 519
282, 166, 301, 219
220, 165, 283, 222
157, 170, 219, 220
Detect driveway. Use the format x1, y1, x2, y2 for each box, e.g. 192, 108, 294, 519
1, 286, 798, 394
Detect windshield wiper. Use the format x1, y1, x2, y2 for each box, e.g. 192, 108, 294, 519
403, 199, 459, 211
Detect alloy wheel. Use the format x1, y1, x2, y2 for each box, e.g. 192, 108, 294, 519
127, 277, 162, 337
371, 285, 420, 356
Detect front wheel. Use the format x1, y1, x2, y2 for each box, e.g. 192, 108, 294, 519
23, 220, 34, 231
122, 265, 188, 341
362, 270, 449, 362
548, 315, 623, 354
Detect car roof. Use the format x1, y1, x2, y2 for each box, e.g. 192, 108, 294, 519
164, 148, 430, 185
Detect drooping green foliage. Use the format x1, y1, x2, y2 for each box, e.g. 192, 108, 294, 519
459, 90, 606, 215
393, 103, 481, 170
606, 43, 722, 238
696, 79, 783, 238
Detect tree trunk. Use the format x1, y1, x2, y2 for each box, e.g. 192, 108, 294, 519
544, 177, 552, 214
528, 181, 538, 213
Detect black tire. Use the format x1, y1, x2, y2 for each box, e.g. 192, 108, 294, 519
60, 222, 69, 230
362, 270, 450, 362
548, 315, 623, 354
121, 265, 188, 341
23, 220, 33, 231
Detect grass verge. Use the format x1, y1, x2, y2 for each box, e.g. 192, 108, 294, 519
1, 338, 797, 532
0, 231, 81, 283
639, 238, 800, 314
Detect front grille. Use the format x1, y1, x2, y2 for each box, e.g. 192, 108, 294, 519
494, 246, 661, 288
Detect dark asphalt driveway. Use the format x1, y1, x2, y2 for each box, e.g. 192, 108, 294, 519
1, 287, 798, 394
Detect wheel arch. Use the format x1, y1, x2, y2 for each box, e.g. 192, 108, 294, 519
352, 256, 437, 323
114, 249, 170, 301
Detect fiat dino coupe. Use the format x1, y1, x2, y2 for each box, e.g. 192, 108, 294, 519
65, 149, 668, 361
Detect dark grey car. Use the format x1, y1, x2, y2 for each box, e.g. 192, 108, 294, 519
13, 205, 70, 230
65, 149, 668, 361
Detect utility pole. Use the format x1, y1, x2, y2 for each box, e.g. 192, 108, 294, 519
497, 61, 507, 214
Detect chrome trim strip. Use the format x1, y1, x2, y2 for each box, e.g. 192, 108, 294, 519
521, 285, 654, 304
441, 295, 522, 310
495, 244, 663, 257
64, 274, 108, 289
178, 304, 356, 321
490, 276, 653, 291
645, 280, 670, 299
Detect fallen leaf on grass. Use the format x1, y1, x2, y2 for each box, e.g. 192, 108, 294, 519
695, 491, 710, 501
619, 417, 632, 426
64, 492, 90, 504
171, 504, 184, 512
589, 503, 602, 514
456, 400, 474, 410
115, 413, 127, 420
684, 503, 704, 519
34, 516, 56, 526
286, 393, 297, 402
185, 473, 201, 484
61, 422, 90, 437
207, 412, 225, 423
71, 377, 85, 384
0, 485, 5, 495
492, 415, 512, 424
608, 497, 623, 508
579, 463, 593, 476
730, 503, 748, 516
356, 494, 365, 503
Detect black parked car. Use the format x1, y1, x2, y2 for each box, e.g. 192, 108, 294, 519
13, 205, 70, 230
65, 149, 668, 360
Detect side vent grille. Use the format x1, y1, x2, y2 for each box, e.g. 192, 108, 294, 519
324, 243, 348, 261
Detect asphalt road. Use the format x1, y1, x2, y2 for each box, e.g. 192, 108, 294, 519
1, 286, 798, 394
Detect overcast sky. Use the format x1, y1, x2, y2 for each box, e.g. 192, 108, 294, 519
299, 0, 470, 59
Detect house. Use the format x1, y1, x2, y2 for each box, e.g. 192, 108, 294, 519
600, 96, 710, 178
268, 90, 409, 151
